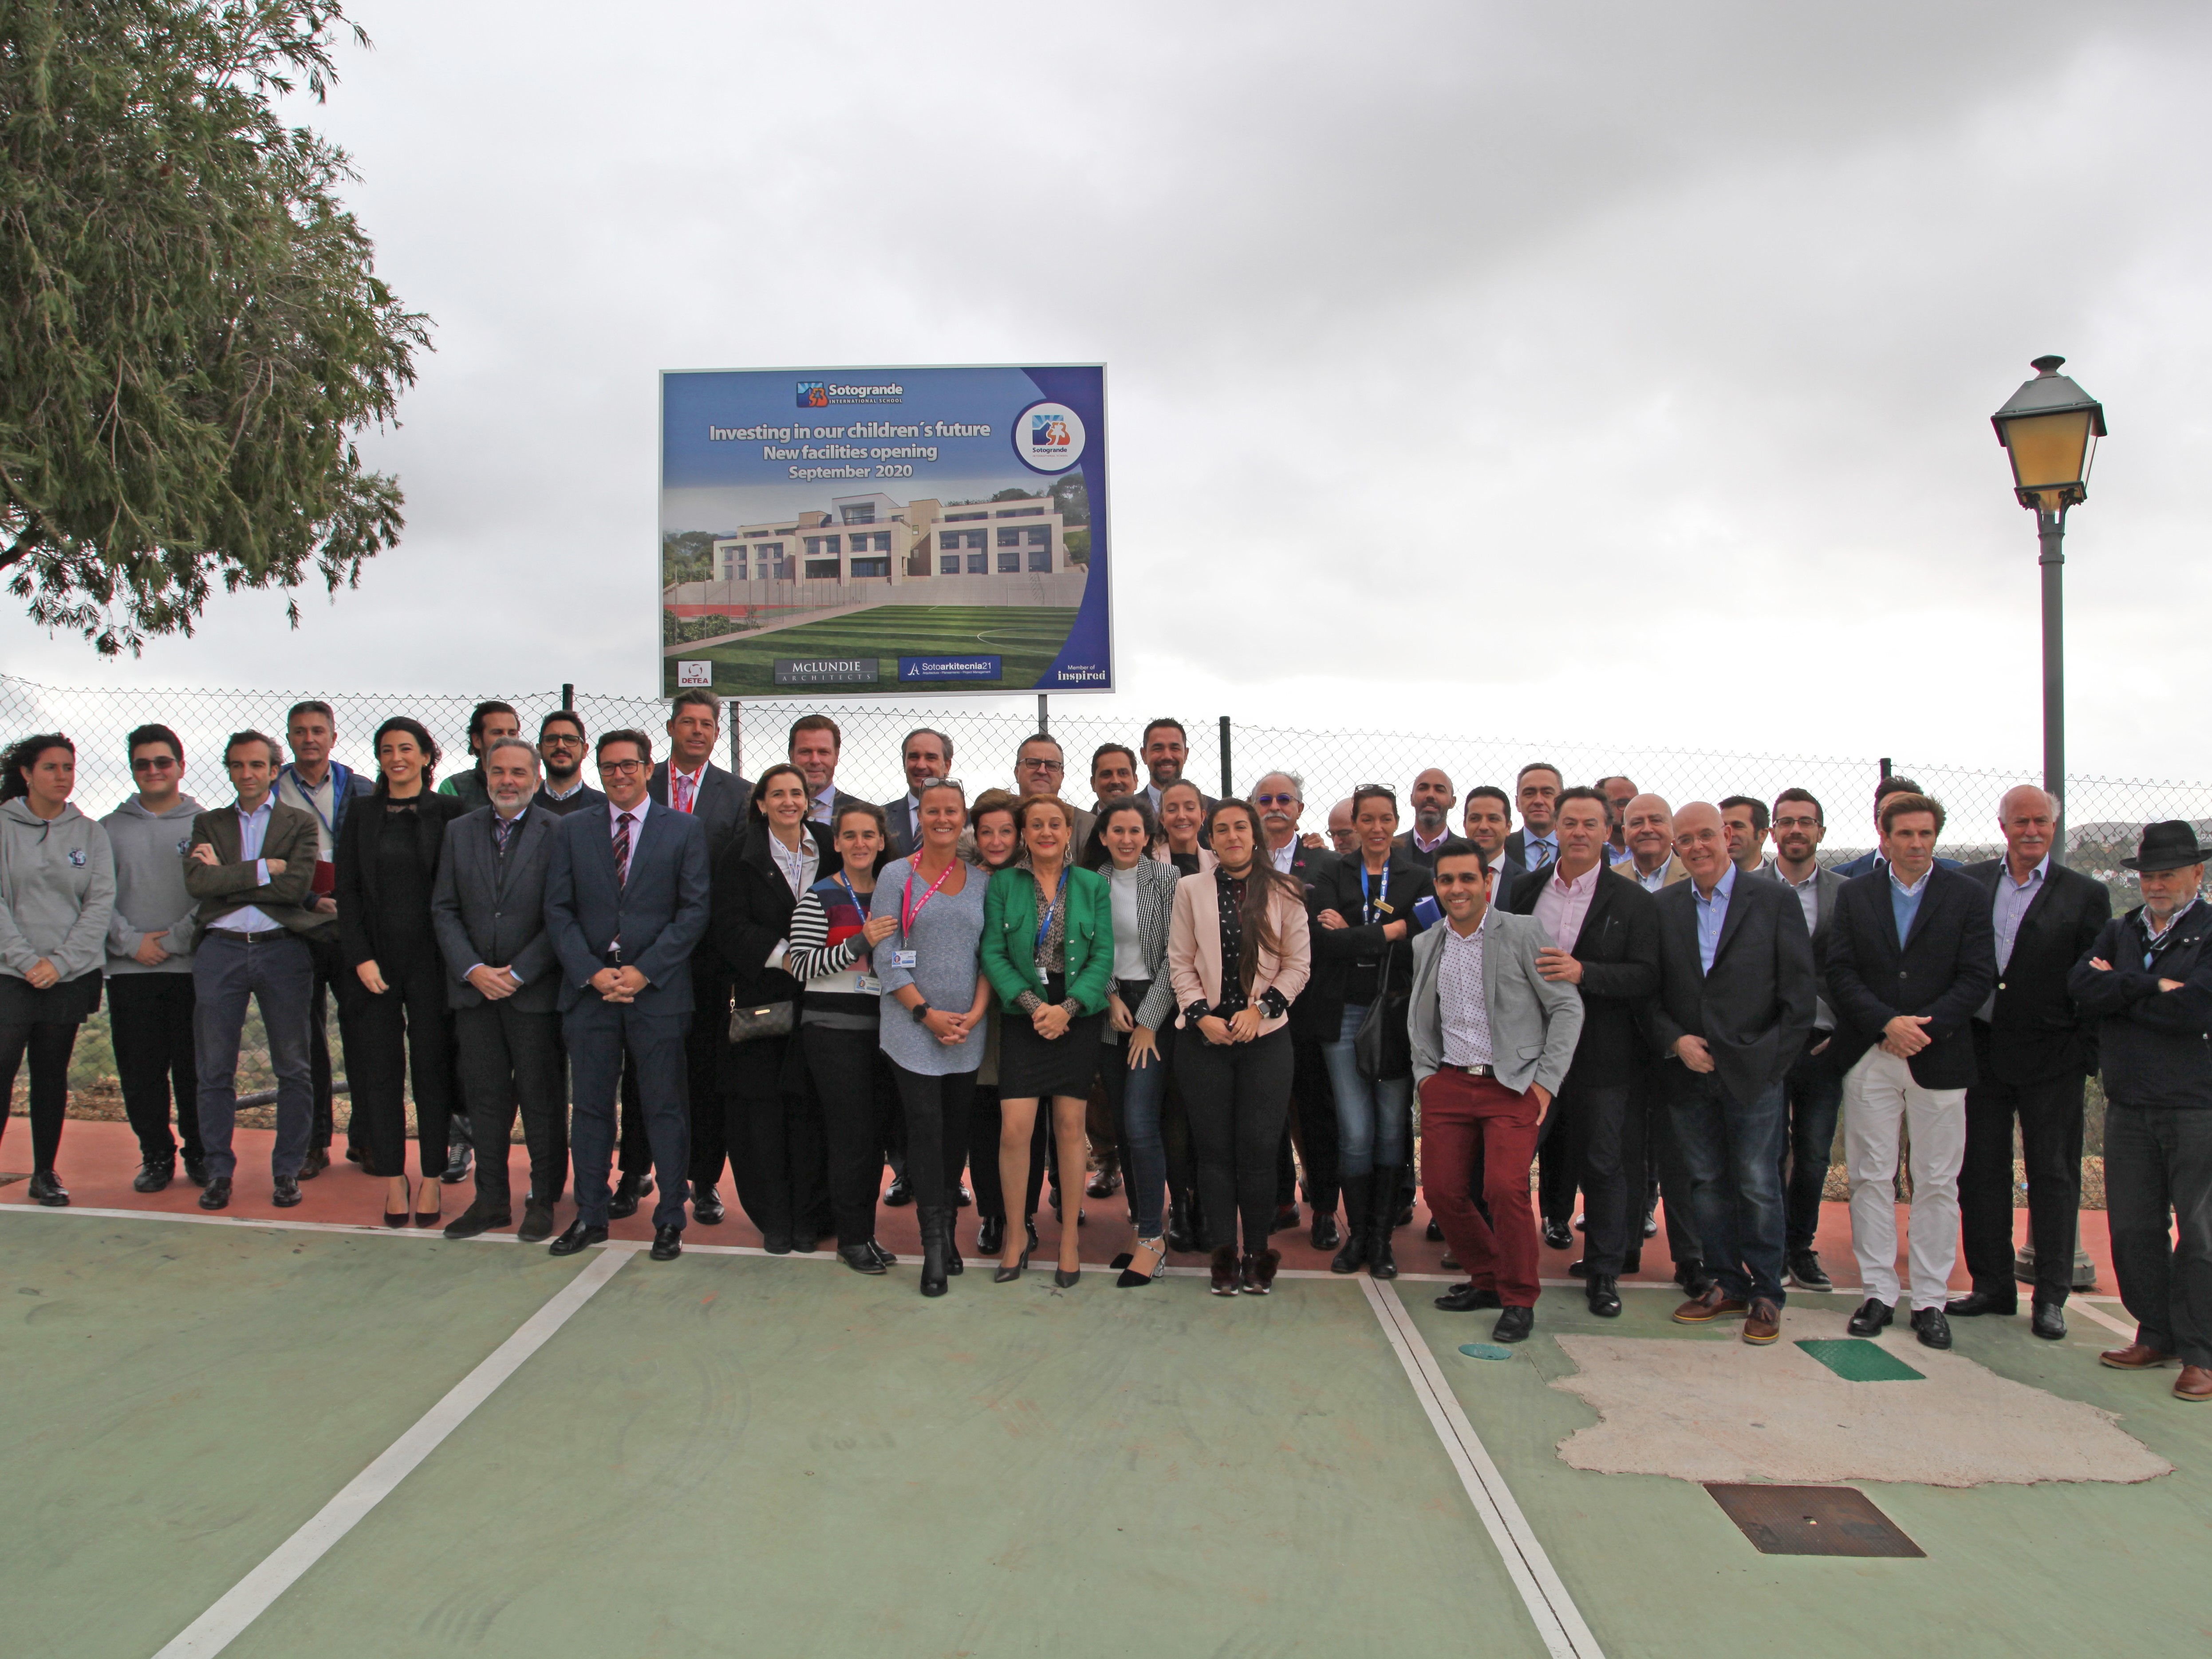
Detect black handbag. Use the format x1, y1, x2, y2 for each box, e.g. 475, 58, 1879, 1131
1352, 944, 1412, 1082
728, 1000, 795, 1043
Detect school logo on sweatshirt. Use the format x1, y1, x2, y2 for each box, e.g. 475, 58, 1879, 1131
177, 837, 190, 854
67, 848, 86, 866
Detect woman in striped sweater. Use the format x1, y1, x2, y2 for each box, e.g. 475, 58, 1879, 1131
782, 801, 903, 1274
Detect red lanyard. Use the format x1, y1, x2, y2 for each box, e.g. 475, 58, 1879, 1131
901, 859, 957, 939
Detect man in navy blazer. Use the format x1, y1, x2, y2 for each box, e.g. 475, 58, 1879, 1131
543, 729, 712, 1260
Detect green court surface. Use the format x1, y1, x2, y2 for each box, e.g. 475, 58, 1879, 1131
7, 1207, 2208, 1659
669, 605, 1078, 695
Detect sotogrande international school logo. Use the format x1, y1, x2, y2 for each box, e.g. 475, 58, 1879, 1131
796, 379, 829, 408
1014, 399, 1085, 473
1030, 411, 1072, 453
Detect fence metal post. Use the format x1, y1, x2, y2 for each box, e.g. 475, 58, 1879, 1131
1879, 756, 1891, 782
2038, 504, 2068, 853
1037, 694, 1049, 735
1219, 716, 1233, 799
561, 683, 574, 711
727, 699, 741, 778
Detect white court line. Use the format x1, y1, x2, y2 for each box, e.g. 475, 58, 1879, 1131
149, 1244, 634, 1659
1358, 1276, 1604, 1659
2064, 1296, 2136, 1339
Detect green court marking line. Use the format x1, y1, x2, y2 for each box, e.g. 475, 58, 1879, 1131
152, 1245, 634, 1659
1362, 1278, 1605, 1659
1795, 1339, 1925, 1382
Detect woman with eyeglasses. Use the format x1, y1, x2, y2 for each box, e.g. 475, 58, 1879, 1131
336, 716, 467, 1226
780, 800, 905, 1274
962, 789, 1046, 1258
1168, 798, 1311, 1295
1153, 778, 1213, 876
1081, 797, 1182, 1287
871, 777, 992, 1296
713, 761, 840, 1255
0, 735, 115, 1207
1309, 783, 1433, 1278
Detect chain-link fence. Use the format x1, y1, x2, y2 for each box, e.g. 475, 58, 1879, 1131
5, 674, 2207, 902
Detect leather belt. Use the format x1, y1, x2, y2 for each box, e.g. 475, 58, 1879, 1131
1440, 1062, 1496, 1078
213, 928, 289, 944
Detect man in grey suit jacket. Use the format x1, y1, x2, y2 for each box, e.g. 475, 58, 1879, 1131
1768, 788, 1850, 1290
433, 739, 568, 1243
1409, 839, 1583, 1343
543, 730, 712, 1260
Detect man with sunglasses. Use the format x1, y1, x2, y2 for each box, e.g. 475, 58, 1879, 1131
535, 711, 606, 816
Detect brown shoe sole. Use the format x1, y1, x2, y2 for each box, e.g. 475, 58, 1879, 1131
1742, 1323, 1781, 1345
2176, 1385, 2212, 1402
2100, 1353, 2176, 1370
1672, 1300, 1750, 1324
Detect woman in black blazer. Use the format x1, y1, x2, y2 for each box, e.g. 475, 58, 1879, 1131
336, 717, 467, 1225
712, 762, 842, 1254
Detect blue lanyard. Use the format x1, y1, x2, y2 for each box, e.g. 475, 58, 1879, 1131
1034, 865, 1069, 957
1360, 860, 1389, 925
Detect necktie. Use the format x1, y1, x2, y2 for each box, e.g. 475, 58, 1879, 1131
493, 812, 519, 855
613, 812, 634, 887
674, 772, 695, 814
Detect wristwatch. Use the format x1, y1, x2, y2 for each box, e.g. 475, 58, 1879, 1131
910, 1001, 934, 1024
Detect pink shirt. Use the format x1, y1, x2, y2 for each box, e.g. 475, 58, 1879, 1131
1531, 860, 1600, 952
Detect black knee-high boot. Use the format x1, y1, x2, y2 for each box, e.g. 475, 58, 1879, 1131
919, 1205, 951, 1297
1367, 1165, 1401, 1279
1332, 1172, 1373, 1274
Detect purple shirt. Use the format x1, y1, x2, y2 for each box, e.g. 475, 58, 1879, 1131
1532, 860, 1600, 953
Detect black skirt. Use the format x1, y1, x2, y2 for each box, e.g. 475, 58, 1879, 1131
0, 970, 102, 1026
998, 971, 1107, 1099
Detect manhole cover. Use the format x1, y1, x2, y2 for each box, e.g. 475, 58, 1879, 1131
1705, 1484, 1924, 1557
1795, 1338, 1925, 1382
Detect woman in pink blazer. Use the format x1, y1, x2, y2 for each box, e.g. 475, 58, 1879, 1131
1167, 798, 1312, 1296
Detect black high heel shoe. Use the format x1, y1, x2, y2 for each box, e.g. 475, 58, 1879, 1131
413, 1177, 442, 1228
384, 1177, 411, 1228
994, 1238, 1033, 1284
1116, 1237, 1167, 1289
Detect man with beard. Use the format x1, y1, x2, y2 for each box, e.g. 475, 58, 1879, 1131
1141, 719, 1216, 828
1396, 768, 1457, 870
534, 711, 605, 816
1767, 787, 1848, 1290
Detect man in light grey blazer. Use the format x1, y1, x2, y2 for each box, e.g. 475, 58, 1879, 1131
432, 738, 568, 1242
1768, 787, 1849, 1290
1410, 838, 1584, 1343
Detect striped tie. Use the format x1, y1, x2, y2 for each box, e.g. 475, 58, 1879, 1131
613, 812, 634, 887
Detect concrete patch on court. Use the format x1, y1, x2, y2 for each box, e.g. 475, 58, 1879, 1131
1548, 1307, 2171, 1489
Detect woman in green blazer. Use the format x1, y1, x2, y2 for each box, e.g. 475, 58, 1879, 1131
980, 793, 1113, 1285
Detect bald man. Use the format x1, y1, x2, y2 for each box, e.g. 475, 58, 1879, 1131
1618, 794, 1688, 893
1949, 785, 2112, 1339
1396, 768, 1456, 870
1325, 798, 1357, 858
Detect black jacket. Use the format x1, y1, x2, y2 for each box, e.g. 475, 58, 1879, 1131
1962, 858, 2112, 1084
1302, 851, 1434, 1038
335, 790, 469, 968
711, 820, 842, 1008
1505, 863, 1660, 1089
2069, 901, 2212, 1111
1823, 865, 1996, 1090
1651, 869, 1817, 1104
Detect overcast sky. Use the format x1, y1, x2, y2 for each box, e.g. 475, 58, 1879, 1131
8, 2, 2209, 784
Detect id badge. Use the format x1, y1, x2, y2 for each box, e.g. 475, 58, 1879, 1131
856, 974, 883, 994
891, 950, 917, 970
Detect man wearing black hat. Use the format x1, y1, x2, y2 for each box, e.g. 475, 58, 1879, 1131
2069, 822, 2212, 1405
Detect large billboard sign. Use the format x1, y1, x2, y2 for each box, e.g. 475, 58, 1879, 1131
660, 364, 1112, 697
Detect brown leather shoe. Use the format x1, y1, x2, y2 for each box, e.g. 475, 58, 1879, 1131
2099, 1343, 2177, 1371
2175, 1366, 2212, 1402
1742, 1299, 1782, 1344
1672, 1286, 1750, 1324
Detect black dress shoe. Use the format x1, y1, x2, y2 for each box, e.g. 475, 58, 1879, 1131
1788, 1249, 1832, 1291
271, 1176, 302, 1208
183, 1156, 211, 1188
760, 1231, 793, 1255
1310, 1211, 1340, 1251
134, 1160, 175, 1193
1912, 1307, 1952, 1350
691, 1182, 725, 1224
1492, 1305, 1535, 1343
1426, 1218, 1445, 1242
442, 1144, 473, 1184
443, 1206, 511, 1239
1542, 1220, 1572, 1252
1435, 1283, 1503, 1312
883, 1174, 914, 1207
1087, 1169, 1120, 1199
345, 1144, 365, 1164
650, 1225, 683, 1261
298, 1147, 329, 1180
198, 1177, 232, 1211
548, 1220, 608, 1256
2031, 1302, 2066, 1340
517, 1200, 557, 1244
867, 1237, 899, 1267
1587, 1275, 1622, 1318
1440, 1251, 1459, 1271
1567, 1258, 1590, 1279
27, 1170, 69, 1206
1270, 1202, 1301, 1234
840, 1243, 887, 1274
1944, 1290, 2016, 1318
1165, 1210, 1195, 1253
956, 1183, 974, 1209
1846, 1297, 1893, 1336
977, 1214, 1005, 1255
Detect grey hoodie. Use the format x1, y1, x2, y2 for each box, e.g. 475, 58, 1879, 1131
101, 794, 205, 974
0, 798, 116, 985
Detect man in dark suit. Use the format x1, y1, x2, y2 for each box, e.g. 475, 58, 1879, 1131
1833, 774, 1964, 878
534, 710, 606, 816
1825, 791, 1996, 1349
1767, 787, 1849, 1290
789, 712, 867, 831
432, 738, 568, 1243
1395, 768, 1456, 870
882, 727, 952, 858
1650, 802, 1817, 1345
651, 688, 753, 1224
1504, 762, 1564, 874
1947, 785, 2112, 1339
1253, 769, 1339, 1244
543, 729, 712, 1261
1140, 717, 1216, 833
1506, 787, 1660, 1318
1460, 786, 1527, 897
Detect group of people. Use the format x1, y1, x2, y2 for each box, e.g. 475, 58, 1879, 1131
1, 707, 2206, 1403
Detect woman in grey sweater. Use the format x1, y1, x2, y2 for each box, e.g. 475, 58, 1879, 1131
0, 734, 116, 1205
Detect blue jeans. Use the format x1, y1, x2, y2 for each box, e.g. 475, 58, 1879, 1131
1323, 1004, 1411, 1178
1668, 1068, 1788, 1305
191, 929, 315, 1182
1100, 1003, 1176, 1237
1779, 1032, 1846, 1253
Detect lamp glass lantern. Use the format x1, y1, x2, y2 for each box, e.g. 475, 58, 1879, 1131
1992, 354, 2106, 511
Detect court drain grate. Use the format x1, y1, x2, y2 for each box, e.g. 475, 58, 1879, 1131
1794, 1338, 1926, 1382
1705, 1484, 1925, 1557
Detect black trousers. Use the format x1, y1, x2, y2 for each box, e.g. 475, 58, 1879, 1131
1290, 1031, 1340, 1213
891, 1064, 977, 1210
1538, 1103, 1579, 1228
566, 1001, 690, 1231
725, 1031, 828, 1240
1556, 1077, 1634, 1274
455, 1002, 567, 1216
684, 961, 731, 1188
1961, 1040, 2086, 1306
804, 1023, 898, 1247
342, 951, 457, 1179
1177, 1026, 1294, 1255
0, 1021, 78, 1170
107, 975, 203, 1165
304, 929, 354, 1153
1627, 1063, 1702, 1268
2105, 1102, 2212, 1369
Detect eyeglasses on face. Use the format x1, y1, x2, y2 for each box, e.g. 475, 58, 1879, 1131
599, 758, 645, 775
1252, 793, 1299, 807
542, 734, 585, 749
131, 756, 178, 771
1018, 758, 1064, 772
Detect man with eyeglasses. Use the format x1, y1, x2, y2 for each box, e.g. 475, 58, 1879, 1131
103, 724, 209, 1190
1014, 732, 1093, 850
1396, 769, 1457, 871
534, 711, 606, 816
1251, 770, 1339, 1245
1768, 788, 1848, 1290
1326, 798, 1358, 857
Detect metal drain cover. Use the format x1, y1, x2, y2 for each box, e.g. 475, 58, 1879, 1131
1705, 1484, 1924, 1557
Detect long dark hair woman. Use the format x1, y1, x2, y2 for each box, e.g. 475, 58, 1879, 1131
1167, 797, 1312, 1296
781, 799, 903, 1273
981, 793, 1115, 1287
0, 735, 115, 1206
713, 760, 840, 1255
1082, 796, 1182, 1287
870, 778, 992, 1296
336, 716, 467, 1226
961, 788, 1045, 1258
1310, 783, 1433, 1278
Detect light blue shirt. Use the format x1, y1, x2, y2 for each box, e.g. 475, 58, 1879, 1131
1522, 831, 1559, 871
213, 800, 279, 934
1693, 862, 1736, 974
2143, 897, 2198, 968
1889, 865, 1931, 947
1992, 856, 2047, 973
